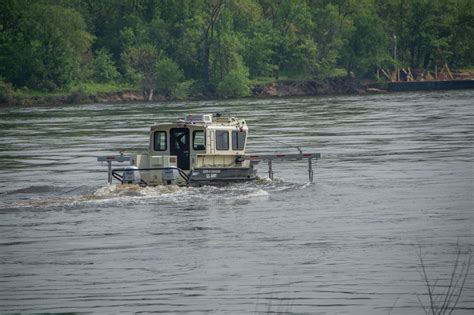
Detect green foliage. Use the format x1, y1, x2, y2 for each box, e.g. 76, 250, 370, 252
340, 2, 391, 77
170, 17, 203, 80
0, 1, 93, 91
244, 20, 277, 78
447, 0, 474, 67
377, 0, 474, 69
121, 43, 159, 98
1, 0, 472, 99
310, 3, 345, 77
173, 80, 196, 99
285, 37, 318, 76
217, 62, 251, 98
154, 57, 184, 96
261, 0, 317, 79
71, 82, 136, 95
0, 77, 14, 103
92, 49, 121, 83
209, 32, 245, 87
122, 44, 160, 79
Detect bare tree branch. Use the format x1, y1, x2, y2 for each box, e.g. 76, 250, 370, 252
416, 244, 472, 315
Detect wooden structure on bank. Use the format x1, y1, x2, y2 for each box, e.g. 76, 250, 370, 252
378, 62, 455, 83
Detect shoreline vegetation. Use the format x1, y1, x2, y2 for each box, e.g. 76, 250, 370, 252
1, 0, 473, 107
2, 73, 474, 107
0, 76, 368, 106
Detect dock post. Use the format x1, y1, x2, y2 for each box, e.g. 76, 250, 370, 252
268, 160, 273, 180
107, 160, 112, 184
308, 158, 313, 183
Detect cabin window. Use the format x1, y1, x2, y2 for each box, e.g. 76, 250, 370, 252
216, 130, 229, 150
232, 130, 246, 150
153, 131, 167, 151
193, 130, 205, 151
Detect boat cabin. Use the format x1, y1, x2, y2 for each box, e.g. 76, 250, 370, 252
148, 114, 248, 171
128, 114, 255, 185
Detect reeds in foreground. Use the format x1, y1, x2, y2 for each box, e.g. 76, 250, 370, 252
417, 243, 472, 315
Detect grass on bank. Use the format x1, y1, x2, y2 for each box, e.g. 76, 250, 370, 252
69, 82, 137, 95
12, 82, 137, 98
251, 68, 347, 86
0, 81, 139, 105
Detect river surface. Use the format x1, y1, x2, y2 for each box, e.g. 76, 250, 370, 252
0, 91, 473, 314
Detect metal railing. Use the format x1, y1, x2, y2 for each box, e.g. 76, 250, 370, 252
111, 167, 190, 186
97, 154, 132, 184
98, 151, 321, 185
245, 152, 321, 182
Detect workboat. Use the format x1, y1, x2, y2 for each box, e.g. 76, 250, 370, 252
98, 113, 320, 186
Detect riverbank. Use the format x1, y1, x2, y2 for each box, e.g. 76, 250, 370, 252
0, 77, 370, 107
373, 79, 474, 92
1, 75, 473, 107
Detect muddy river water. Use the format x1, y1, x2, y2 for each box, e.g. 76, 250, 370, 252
0, 91, 473, 313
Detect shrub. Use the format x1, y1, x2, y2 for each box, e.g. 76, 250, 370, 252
121, 43, 159, 100
217, 69, 251, 98
172, 80, 195, 99
0, 78, 14, 103
154, 57, 184, 96
67, 85, 89, 104
0, 4, 93, 90
92, 48, 120, 83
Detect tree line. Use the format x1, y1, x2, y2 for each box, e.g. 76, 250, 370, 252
1, 0, 473, 99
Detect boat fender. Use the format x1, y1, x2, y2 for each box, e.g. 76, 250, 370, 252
122, 166, 141, 184
162, 168, 179, 185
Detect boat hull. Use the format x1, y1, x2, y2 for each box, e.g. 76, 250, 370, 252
188, 167, 257, 185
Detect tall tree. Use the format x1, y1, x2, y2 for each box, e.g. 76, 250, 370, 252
308, 1, 346, 77
0, 0, 93, 90
260, 0, 317, 79
201, 0, 225, 89
376, 0, 474, 70
244, 19, 277, 78
122, 43, 160, 100
339, 0, 390, 77
446, 0, 474, 67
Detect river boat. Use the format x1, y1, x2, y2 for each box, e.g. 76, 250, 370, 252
98, 113, 320, 186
